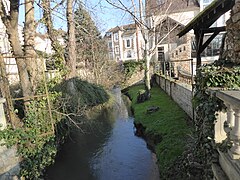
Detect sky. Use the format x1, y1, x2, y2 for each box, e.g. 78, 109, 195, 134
19, 0, 135, 34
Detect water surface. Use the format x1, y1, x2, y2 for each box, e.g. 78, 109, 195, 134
45, 88, 159, 180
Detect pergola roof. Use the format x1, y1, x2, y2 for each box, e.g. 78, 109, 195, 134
178, 0, 235, 37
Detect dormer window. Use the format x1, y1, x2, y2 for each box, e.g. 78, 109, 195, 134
105, 32, 111, 37
157, 0, 165, 6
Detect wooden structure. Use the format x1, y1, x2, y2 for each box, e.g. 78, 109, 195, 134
177, 0, 235, 67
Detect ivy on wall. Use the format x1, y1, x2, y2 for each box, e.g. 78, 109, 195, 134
123, 60, 145, 79
193, 61, 240, 178
0, 77, 110, 179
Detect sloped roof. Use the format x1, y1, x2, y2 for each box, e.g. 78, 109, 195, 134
146, 0, 199, 17
122, 30, 135, 36
107, 23, 136, 33
107, 26, 121, 33
178, 0, 234, 37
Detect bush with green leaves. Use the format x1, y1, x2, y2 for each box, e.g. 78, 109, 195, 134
0, 77, 110, 179
193, 61, 240, 178
123, 60, 145, 79
0, 94, 60, 179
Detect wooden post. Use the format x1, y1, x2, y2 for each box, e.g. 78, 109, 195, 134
195, 30, 202, 68
0, 55, 19, 128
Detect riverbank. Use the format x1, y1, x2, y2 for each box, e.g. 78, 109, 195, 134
126, 84, 193, 178
45, 87, 160, 180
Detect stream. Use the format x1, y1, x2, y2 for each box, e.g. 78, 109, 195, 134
45, 88, 160, 180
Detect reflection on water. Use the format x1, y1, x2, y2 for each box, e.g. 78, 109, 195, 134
45, 88, 160, 180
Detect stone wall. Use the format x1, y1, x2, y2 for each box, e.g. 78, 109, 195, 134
225, 0, 240, 64
123, 70, 145, 89
123, 66, 154, 89
155, 75, 193, 119
0, 98, 20, 179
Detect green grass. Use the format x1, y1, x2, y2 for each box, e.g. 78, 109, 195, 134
127, 84, 193, 173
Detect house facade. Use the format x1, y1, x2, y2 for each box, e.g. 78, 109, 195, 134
0, 16, 65, 84
145, 0, 199, 75
146, 0, 230, 77
105, 24, 144, 62
169, 0, 230, 76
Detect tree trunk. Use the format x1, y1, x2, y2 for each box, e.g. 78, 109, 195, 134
24, 0, 37, 92
0, 0, 33, 98
139, 0, 151, 93
66, 0, 76, 79
42, 0, 65, 60
145, 40, 151, 94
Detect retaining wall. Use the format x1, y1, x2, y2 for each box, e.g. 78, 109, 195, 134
155, 74, 193, 119
0, 98, 20, 179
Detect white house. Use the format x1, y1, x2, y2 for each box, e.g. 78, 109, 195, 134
0, 16, 65, 84
105, 24, 144, 62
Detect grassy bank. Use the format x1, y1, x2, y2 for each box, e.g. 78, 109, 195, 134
127, 84, 193, 175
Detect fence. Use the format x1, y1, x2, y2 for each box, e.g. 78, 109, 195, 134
155, 59, 194, 85
0, 54, 54, 134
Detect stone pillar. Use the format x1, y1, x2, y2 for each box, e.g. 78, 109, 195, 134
229, 109, 240, 159
0, 98, 7, 130
214, 111, 227, 143
224, 104, 234, 133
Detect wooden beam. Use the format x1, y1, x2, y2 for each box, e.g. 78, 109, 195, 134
200, 32, 220, 53
201, 26, 226, 34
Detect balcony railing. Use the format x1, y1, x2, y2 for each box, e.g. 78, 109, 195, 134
216, 90, 240, 159
211, 90, 240, 179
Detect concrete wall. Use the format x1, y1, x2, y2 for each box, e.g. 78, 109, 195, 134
0, 98, 20, 179
155, 74, 193, 119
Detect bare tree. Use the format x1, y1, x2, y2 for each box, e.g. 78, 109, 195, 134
105, 0, 180, 97
41, 0, 65, 55
24, 0, 37, 91
66, 0, 76, 78
0, 0, 33, 98
74, 3, 123, 88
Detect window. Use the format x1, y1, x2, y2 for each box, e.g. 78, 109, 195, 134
176, 50, 178, 56
108, 42, 112, 49
200, 34, 223, 57
179, 48, 182, 53
183, 46, 186, 51
109, 52, 114, 60
127, 50, 132, 58
158, 47, 165, 61
158, 47, 164, 51
126, 39, 131, 48
105, 32, 111, 37
211, 22, 217, 28
115, 46, 119, 54
114, 33, 118, 41
157, 0, 165, 6
158, 52, 165, 61
203, 0, 211, 4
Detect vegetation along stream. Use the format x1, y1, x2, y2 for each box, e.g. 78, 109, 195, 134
45, 88, 160, 180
